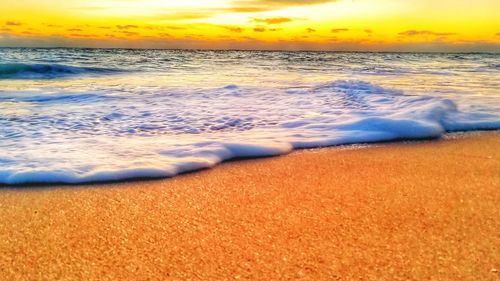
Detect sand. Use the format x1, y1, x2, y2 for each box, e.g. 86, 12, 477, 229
0, 132, 499, 280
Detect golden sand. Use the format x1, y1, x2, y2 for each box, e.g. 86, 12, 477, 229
0, 132, 499, 280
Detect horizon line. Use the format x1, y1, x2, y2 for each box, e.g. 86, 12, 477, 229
1, 46, 499, 54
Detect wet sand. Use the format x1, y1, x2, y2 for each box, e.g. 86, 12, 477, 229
0, 132, 499, 280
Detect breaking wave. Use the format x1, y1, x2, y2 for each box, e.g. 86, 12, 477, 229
1, 79, 499, 185
0, 63, 122, 79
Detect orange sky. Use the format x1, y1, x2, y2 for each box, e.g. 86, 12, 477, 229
0, 0, 499, 51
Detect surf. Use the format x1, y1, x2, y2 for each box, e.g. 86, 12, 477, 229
0, 63, 122, 79
0, 49, 498, 185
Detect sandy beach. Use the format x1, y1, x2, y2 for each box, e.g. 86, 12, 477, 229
0, 132, 498, 280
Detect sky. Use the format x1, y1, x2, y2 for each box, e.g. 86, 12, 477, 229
0, 0, 499, 52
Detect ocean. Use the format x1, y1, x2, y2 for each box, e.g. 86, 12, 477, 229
0, 48, 499, 184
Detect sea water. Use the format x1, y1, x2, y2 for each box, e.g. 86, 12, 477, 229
0, 48, 499, 184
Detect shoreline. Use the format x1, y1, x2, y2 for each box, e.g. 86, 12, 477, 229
0, 131, 498, 280
1, 131, 495, 188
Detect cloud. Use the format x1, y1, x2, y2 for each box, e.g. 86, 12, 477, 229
250, 0, 333, 3
398, 30, 456, 37
166, 26, 187, 30
44, 23, 61, 28
233, 0, 335, 6
118, 30, 139, 36
5, 21, 22, 26
253, 27, 266, 32
253, 17, 293, 24
116, 25, 138, 30
224, 26, 245, 33
306, 28, 316, 33
229, 0, 337, 12
364, 29, 373, 34
331, 28, 349, 33
228, 6, 267, 12
69, 33, 98, 38
156, 12, 216, 21
67, 28, 82, 32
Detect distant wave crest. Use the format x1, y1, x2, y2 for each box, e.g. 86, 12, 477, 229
0, 63, 122, 79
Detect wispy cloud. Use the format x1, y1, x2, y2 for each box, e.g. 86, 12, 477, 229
306, 28, 316, 33
229, 0, 337, 12
166, 26, 187, 30
5, 21, 22, 26
156, 11, 216, 21
69, 33, 98, 38
118, 30, 139, 36
398, 30, 456, 37
331, 28, 349, 33
223, 26, 245, 33
253, 17, 293, 24
116, 25, 138, 30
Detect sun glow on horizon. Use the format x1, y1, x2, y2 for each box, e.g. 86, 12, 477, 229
0, 0, 499, 52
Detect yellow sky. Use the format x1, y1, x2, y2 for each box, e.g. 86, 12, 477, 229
1, 0, 499, 51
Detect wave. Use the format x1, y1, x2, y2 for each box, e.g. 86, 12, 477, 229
0, 79, 499, 185
0, 91, 117, 104
0, 63, 122, 79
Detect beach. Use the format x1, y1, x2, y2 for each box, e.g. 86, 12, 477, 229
0, 132, 498, 280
